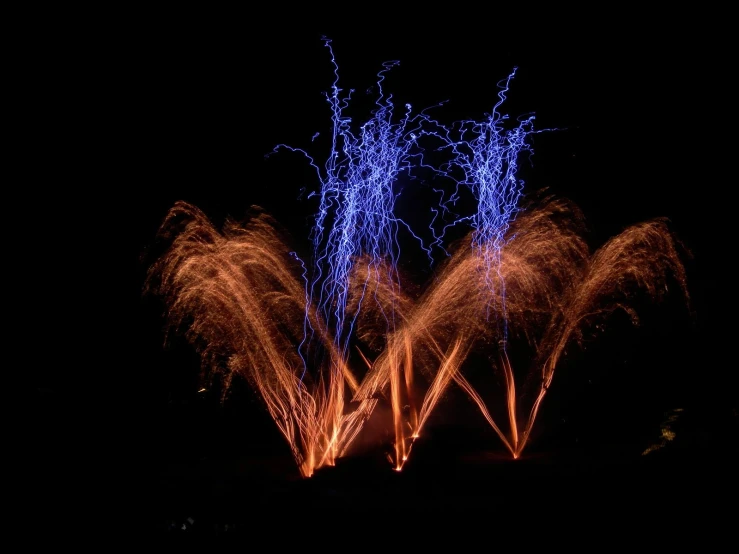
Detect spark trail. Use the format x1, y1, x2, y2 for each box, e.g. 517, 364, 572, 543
148, 42, 691, 476
368, 69, 543, 468
268, 38, 439, 377
435, 69, 539, 331
515, 216, 691, 455
348, 196, 689, 468
145, 202, 364, 477
356, 196, 591, 468
146, 197, 690, 475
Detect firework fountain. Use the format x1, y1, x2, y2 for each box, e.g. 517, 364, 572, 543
146, 41, 690, 477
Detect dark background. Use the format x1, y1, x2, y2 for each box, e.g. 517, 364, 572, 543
26, 13, 734, 536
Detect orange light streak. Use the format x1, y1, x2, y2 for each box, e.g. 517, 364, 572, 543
147, 196, 689, 475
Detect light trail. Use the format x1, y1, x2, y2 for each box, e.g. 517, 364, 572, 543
148, 40, 691, 476
267, 38, 441, 379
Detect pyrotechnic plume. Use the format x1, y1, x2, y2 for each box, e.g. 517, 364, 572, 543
146, 196, 690, 474
148, 39, 691, 476
398, 197, 687, 465
146, 202, 362, 477
515, 215, 690, 455
356, 195, 591, 467
267, 38, 442, 378
430, 70, 546, 322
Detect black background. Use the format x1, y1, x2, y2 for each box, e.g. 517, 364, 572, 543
25, 11, 734, 537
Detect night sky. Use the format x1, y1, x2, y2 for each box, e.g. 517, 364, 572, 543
29, 15, 734, 536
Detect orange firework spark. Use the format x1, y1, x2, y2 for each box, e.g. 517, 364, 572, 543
146, 202, 363, 477
516, 214, 690, 456
352, 196, 592, 467
146, 196, 690, 475
346, 195, 688, 468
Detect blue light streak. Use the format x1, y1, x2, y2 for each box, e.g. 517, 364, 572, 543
267, 38, 549, 374
434, 69, 541, 335
268, 38, 440, 375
